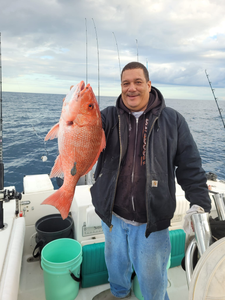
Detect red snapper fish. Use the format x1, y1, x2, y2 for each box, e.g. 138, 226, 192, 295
42, 81, 106, 219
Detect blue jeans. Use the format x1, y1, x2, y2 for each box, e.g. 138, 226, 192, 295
102, 215, 171, 300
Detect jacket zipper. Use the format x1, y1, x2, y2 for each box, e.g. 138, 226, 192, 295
145, 116, 159, 230
110, 114, 123, 231
131, 116, 139, 211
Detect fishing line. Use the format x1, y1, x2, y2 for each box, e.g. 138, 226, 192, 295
20, 96, 49, 161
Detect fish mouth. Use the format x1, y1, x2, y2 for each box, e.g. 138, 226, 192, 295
80, 83, 91, 96
79, 81, 85, 92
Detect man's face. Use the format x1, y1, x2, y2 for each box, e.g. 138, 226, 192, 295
121, 68, 151, 112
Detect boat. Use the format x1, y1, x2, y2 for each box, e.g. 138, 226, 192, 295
1, 34, 225, 300
1, 172, 225, 300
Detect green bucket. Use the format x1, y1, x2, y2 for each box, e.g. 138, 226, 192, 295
41, 238, 82, 300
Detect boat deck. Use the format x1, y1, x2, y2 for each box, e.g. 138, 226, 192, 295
18, 254, 188, 300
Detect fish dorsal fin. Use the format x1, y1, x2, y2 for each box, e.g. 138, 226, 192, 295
44, 123, 60, 141
50, 155, 64, 178
84, 129, 106, 175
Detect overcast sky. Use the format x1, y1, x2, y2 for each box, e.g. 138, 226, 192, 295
0, 0, 224, 100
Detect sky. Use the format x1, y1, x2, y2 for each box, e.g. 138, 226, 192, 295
0, 0, 225, 100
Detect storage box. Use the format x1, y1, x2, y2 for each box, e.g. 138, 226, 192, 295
81, 242, 108, 288
169, 229, 186, 268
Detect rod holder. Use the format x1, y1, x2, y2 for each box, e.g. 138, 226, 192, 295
212, 193, 225, 221
191, 212, 212, 256
185, 212, 212, 287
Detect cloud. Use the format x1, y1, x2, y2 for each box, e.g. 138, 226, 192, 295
0, 0, 224, 99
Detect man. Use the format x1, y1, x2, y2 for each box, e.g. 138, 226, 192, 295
91, 62, 211, 300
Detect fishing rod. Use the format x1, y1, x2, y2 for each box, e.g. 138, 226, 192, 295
205, 70, 225, 129
85, 18, 88, 85
136, 39, 139, 62
92, 18, 100, 106
0, 33, 22, 230
112, 32, 121, 74
0, 32, 4, 229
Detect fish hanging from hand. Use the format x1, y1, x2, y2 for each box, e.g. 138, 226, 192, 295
42, 81, 106, 219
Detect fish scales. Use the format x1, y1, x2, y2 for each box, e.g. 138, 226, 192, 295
42, 81, 105, 219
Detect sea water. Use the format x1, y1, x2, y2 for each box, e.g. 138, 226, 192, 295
2, 91, 225, 193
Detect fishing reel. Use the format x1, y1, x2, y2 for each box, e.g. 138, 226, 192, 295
2, 187, 22, 202
0, 187, 22, 230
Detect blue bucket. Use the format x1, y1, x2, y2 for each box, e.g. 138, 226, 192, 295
41, 238, 82, 300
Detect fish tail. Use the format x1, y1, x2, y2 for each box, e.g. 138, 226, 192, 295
41, 187, 74, 219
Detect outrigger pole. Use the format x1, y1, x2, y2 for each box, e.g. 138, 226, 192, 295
205, 70, 225, 129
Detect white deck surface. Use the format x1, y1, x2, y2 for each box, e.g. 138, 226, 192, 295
18, 254, 188, 300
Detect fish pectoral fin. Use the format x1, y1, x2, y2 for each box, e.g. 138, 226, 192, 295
83, 129, 106, 175
50, 155, 64, 178
44, 123, 60, 141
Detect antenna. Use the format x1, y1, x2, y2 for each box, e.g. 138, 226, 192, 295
92, 18, 100, 106
112, 32, 121, 74
205, 70, 225, 129
85, 18, 88, 85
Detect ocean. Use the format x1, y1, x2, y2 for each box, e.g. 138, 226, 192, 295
2, 91, 225, 193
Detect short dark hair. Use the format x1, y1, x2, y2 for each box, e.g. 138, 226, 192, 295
121, 62, 149, 82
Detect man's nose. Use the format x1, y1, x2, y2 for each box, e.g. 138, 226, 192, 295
128, 83, 136, 91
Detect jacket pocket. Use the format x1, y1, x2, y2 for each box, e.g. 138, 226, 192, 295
146, 172, 176, 222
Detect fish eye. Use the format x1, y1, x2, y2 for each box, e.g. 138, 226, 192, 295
88, 104, 94, 110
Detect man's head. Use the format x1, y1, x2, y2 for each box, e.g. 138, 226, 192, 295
121, 62, 151, 112
121, 61, 150, 82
